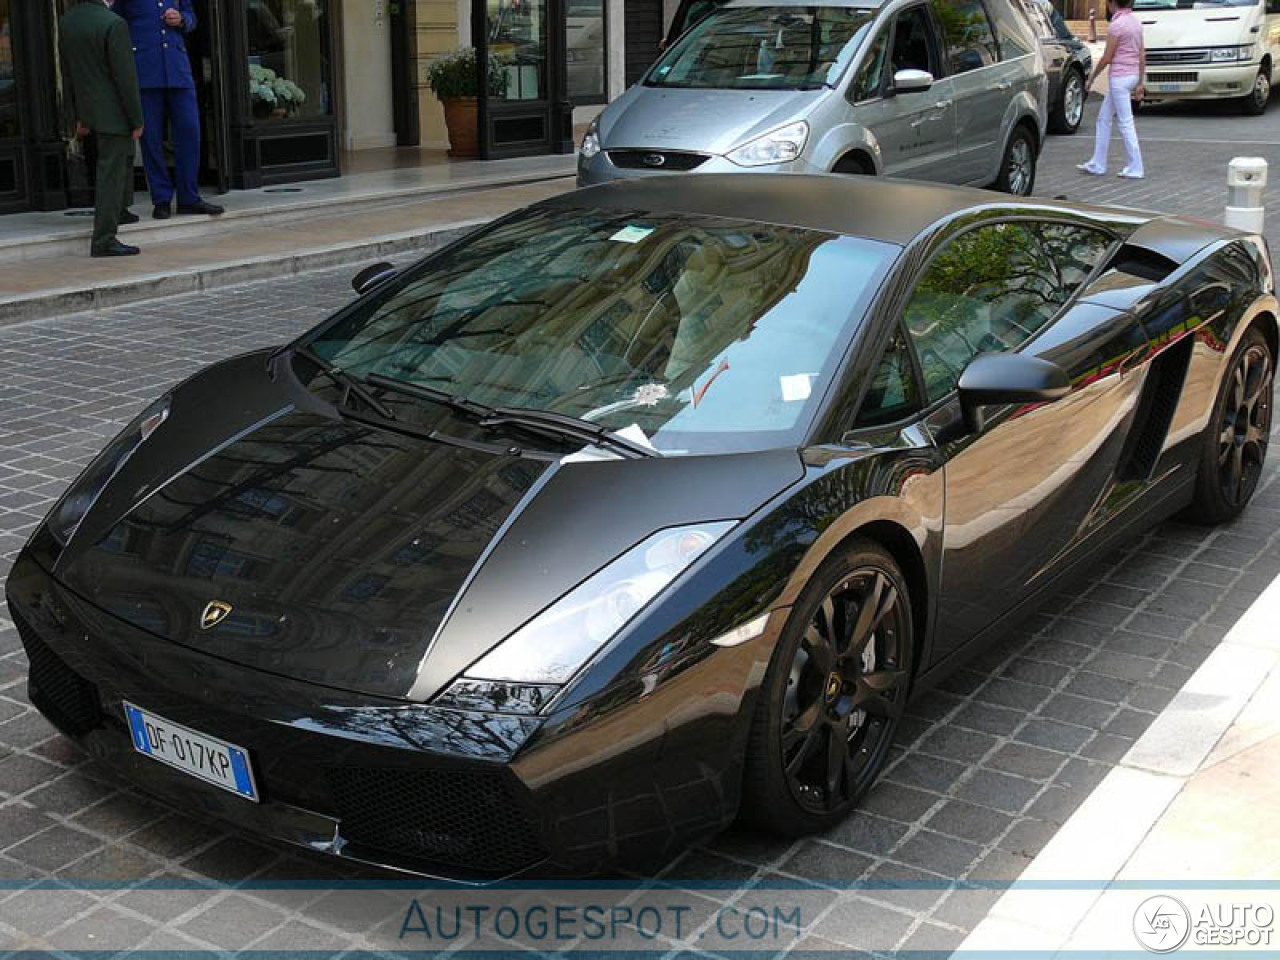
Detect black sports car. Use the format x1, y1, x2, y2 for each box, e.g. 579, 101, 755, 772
8, 176, 1275, 881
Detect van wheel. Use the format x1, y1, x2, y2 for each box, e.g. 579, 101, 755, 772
993, 126, 1037, 196
1241, 68, 1271, 115
1049, 68, 1085, 134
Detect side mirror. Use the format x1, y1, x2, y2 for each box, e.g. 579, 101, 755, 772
957, 353, 1071, 435
352, 262, 398, 295
891, 68, 934, 94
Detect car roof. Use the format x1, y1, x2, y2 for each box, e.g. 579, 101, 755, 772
723, 0, 883, 7
554, 174, 1152, 246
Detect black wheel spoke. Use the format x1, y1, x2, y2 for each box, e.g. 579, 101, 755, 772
824, 720, 847, 798
850, 573, 895, 657
1244, 352, 1271, 411
803, 625, 835, 675
819, 596, 846, 656
852, 682, 896, 718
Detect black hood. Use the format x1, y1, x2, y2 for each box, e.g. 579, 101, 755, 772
53, 351, 805, 701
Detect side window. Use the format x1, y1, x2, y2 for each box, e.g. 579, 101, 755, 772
890, 6, 941, 77
903, 221, 1113, 402
988, 0, 1037, 58
856, 325, 924, 426
932, 0, 1000, 73
851, 27, 891, 100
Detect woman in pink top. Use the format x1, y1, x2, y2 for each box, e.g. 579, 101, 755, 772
1078, 0, 1146, 178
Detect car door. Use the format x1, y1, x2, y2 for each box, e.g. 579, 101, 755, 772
896, 218, 1147, 663
847, 3, 960, 182
932, 0, 1007, 184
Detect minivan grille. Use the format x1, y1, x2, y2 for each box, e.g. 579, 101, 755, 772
1148, 48, 1209, 64
1148, 71, 1200, 84
608, 150, 709, 172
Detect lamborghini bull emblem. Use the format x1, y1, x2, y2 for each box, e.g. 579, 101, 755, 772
200, 600, 233, 630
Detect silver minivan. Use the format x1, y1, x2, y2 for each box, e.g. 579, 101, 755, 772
578, 0, 1048, 194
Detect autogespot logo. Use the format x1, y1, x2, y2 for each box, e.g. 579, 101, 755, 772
1134, 895, 1192, 953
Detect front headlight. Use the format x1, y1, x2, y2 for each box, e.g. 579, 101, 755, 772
459, 521, 735, 687
48, 396, 170, 546
726, 121, 809, 167
580, 119, 602, 159
1211, 44, 1254, 62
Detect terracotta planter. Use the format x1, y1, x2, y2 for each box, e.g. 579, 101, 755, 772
442, 97, 480, 159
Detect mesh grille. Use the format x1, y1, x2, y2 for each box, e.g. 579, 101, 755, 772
1148, 71, 1199, 84
608, 150, 709, 172
13, 610, 102, 736
328, 766, 546, 874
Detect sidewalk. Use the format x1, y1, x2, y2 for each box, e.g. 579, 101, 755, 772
959, 570, 1280, 953
0, 154, 576, 326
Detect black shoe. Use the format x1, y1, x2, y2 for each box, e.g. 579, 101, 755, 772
153, 204, 172, 220
119, 210, 140, 225
177, 200, 224, 216
91, 239, 141, 258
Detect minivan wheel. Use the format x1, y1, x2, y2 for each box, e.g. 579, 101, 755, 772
1241, 68, 1271, 116
994, 126, 1037, 196
1050, 69, 1086, 134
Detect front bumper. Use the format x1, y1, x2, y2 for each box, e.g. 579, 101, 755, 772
576, 149, 821, 187
1144, 61, 1260, 100
7, 550, 744, 880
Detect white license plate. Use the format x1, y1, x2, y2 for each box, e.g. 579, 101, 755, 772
1152, 83, 1184, 92
123, 702, 259, 801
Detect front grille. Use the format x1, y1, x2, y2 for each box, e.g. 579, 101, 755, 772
608, 149, 709, 172
13, 610, 102, 737
328, 766, 546, 875
1148, 71, 1200, 84
1148, 48, 1209, 64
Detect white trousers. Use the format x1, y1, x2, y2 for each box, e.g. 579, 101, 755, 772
1089, 73, 1144, 175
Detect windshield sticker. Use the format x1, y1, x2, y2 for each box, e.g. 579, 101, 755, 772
631, 383, 669, 406
780, 373, 817, 403
610, 225, 655, 244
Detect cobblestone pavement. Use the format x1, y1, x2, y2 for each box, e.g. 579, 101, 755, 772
1, 115, 1279, 956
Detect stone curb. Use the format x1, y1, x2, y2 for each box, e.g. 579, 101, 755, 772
0, 219, 488, 329
956, 569, 1280, 953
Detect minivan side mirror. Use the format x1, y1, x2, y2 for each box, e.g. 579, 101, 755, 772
352, 262, 398, 295
957, 353, 1071, 435
891, 68, 934, 94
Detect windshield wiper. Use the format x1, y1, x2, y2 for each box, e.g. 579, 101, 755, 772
366, 373, 660, 459
294, 346, 397, 420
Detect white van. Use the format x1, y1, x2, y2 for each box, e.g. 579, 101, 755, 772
1137, 0, 1280, 114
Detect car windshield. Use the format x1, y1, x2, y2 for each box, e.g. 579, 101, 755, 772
1133, 0, 1256, 8
301, 206, 896, 455
646, 5, 876, 90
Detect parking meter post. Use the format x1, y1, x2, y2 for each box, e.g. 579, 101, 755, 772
1225, 157, 1268, 234
1089, 7, 1097, 42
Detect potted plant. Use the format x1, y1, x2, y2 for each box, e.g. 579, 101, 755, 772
249, 64, 307, 120
426, 48, 505, 158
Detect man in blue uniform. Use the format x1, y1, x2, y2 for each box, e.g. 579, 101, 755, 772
114, 0, 224, 219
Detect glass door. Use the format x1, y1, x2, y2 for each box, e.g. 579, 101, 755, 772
476, 0, 573, 158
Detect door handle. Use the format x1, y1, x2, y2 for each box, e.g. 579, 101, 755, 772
996, 80, 1012, 91
933, 99, 953, 109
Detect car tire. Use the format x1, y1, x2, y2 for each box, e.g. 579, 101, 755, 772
1185, 325, 1274, 524
1049, 69, 1086, 134
740, 539, 913, 835
993, 125, 1037, 196
1241, 67, 1271, 116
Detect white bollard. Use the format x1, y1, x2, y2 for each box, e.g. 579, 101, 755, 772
1224, 157, 1267, 233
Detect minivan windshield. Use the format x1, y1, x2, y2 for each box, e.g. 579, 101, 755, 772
646, 5, 876, 90
301, 206, 896, 454
1132, 0, 1256, 8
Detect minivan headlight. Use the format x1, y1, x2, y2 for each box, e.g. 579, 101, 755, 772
1211, 44, 1254, 62
581, 118, 602, 159
48, 396, 170, 546
459, 521, 735, 685
727, 121, 809, 167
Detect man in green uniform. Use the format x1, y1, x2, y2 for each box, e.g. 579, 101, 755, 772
59, 0, 146, 257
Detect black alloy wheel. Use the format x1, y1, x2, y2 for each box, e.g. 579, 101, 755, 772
1188, 326, 1274, 523
741, 540, 913, 832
